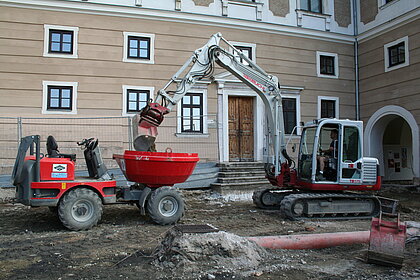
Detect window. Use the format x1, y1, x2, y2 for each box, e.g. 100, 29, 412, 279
122, 85, 154, 116
44, 25, 78, 58
318, 96, 339, 119
321, 99, 335, 118
316, 51, 339, 78
123, 32, 155, 64
230, 42, 256, 65
127, 36, 150, 60
127, 90, 150, 112
282, 98, 297, 135
388, 42, 405, 67
181, 93, 203, 133
234, 46, 253, 64
300, 0, 322, 13
48, 86, 72, 110
42, 81, 78, 114
176, 88, 209, 136
384, 36, 409, 72
320, 56, 335, 75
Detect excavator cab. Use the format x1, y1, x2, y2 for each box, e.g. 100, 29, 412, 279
297, 119, 380, 190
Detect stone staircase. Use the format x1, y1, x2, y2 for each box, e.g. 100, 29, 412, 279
210, 162, 272, 194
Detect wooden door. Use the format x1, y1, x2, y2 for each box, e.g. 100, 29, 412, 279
228, 96, 254, 161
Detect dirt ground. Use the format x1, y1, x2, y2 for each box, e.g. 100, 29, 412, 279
0, 186, 419, 280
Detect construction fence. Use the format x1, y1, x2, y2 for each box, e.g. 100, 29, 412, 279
0, 115, 219, 175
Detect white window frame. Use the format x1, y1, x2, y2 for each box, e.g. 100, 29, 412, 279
42, 81, 78, 115
122, 85, 154, 116
176, 87, 208, 137
281, 93, 301, 136
317, 96, 339, 119
229, 41, 257, 64
384, 36, 409, 72
123, 32, 155, 64
316, 51, 339, 79
43, 25, 79, 59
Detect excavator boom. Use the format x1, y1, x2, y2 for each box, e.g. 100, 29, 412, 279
135, 33, 287, 176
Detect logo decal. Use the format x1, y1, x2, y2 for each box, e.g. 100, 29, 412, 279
53, 164, 67, 172
243, 74, 266, 92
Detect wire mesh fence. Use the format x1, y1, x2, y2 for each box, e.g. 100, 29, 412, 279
0, 115, 219, 175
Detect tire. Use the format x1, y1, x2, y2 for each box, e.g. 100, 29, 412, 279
147, 187, 184, 225
58, 188, 103, 231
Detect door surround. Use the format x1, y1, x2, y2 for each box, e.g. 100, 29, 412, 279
364, 105, 419, 180
217, 82, 265, 163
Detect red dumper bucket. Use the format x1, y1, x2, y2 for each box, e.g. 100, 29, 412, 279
367, 213, 407, 268
113, 149, 199, 188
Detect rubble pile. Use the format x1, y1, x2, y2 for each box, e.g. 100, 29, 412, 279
153, 227, 268, 274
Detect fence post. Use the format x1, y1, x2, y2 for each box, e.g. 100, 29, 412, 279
17, 117, 22, 147
128, 116, 133, 150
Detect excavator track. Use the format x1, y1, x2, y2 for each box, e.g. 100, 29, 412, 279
252, 189, 294, 210
280, 193, 381, 220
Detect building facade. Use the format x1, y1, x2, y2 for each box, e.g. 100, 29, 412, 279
357, 0, 420, 183
0, 0, 418, 182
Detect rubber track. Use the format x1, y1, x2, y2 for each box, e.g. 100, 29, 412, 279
280, 193, 381, 221
252, 189, 293, 210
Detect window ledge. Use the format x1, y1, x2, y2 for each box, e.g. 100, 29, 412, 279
228, 0, 263, 7
175, 133, 209, 138
379, 0, 400, 10
296, 9, 331, 18
296, 9, 332, 31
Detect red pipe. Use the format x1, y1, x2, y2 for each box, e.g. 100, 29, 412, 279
247, 228, 419, 250
247, 231, 370, 250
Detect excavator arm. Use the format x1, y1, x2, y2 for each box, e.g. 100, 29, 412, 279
135, 33, 288, 176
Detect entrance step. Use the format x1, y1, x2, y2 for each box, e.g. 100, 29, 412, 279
211, 162, 272, 195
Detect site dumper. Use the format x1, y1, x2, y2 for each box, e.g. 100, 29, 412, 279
12, 135, 198, 231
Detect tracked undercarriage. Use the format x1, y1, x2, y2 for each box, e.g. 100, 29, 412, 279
253, 189, 382, 220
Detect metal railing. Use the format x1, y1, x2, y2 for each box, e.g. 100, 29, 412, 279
0, 115, 219, 174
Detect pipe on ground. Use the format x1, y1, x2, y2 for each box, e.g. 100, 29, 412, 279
247, 231, 370, 250
247, 228, 419, 250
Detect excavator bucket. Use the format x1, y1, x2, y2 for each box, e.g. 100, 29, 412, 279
134, 103, 170, 151
367, 213, 407, 268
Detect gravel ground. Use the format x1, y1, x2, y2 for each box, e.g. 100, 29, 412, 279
0, 186, 419, 280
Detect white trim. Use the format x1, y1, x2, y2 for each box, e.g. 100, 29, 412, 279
123, 32, 155, 64
122, 85, 155, 117
316, 51, 339, 79
364, 105, 419, 178
43, 24, 79, 59
0, 0, 355, 44
317, 96, 340, 119
384, 36, 409, 72
176, 87, 208, 136
42, 81, 78, 115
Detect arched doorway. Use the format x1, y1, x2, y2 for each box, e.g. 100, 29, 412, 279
365, 105, 419, 183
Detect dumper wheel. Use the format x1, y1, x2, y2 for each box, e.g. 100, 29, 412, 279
58, 188, 103, 231
147, 187, 184, 225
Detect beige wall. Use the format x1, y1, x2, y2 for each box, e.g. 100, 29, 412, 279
0, 5, 356, 165
359, 19, 420, 125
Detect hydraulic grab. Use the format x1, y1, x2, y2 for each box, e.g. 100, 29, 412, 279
135, 33, 382, 220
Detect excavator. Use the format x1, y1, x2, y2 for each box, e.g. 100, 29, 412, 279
135, 33, 382, 220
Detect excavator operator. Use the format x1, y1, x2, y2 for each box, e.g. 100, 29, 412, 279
317, 129, 338, 180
